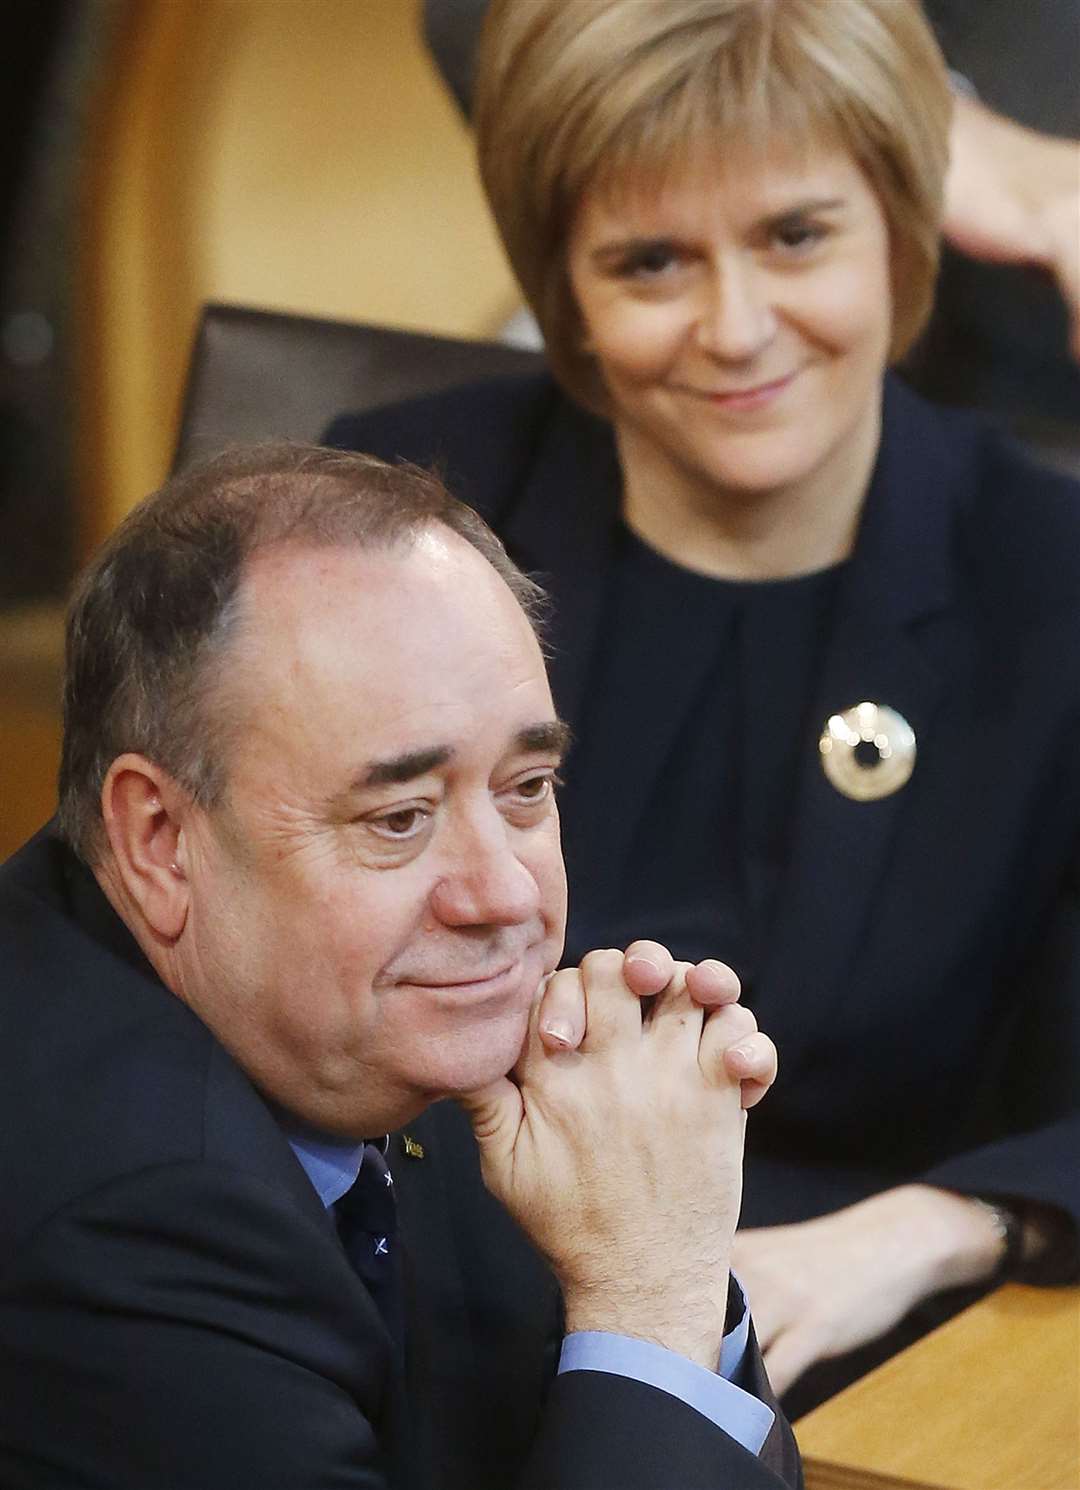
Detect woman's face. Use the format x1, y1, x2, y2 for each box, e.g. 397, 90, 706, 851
566, 136, 894, 514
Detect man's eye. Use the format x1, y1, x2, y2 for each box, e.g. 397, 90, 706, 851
516, 774, 553, 800
506, 772, 560, 807
370, 807, 428, 839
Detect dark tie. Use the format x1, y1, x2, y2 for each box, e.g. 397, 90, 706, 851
336, 1138, 404, 1357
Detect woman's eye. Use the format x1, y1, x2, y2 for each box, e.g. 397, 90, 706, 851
773, 218, 827, 252
619, 241, 680, 278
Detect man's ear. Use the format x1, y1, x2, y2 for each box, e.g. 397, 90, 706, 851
100, 753, 193, 942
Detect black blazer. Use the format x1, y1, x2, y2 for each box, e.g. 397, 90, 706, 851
327, 375, 1080, 1245
0, 828, 799, 1490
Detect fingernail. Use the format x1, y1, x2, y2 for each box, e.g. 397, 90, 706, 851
541, 1018, 574, 1048
729, 1041, 756, 1065
625, 954, 662, 976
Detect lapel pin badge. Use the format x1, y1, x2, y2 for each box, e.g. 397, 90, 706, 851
401, 1134, 426, 1160
819, 701, 916, 802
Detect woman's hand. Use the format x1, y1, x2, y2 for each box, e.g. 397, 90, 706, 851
732, 1184, 1007, 1396
945, 94, 1080, 357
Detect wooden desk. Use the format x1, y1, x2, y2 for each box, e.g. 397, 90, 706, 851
795, 1284, 1080, 1490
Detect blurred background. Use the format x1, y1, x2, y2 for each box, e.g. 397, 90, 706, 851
0, 0, 519, 858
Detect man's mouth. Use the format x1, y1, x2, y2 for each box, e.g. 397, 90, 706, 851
394, 954, 537, 1004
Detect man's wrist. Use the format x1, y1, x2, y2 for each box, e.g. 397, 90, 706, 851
563, 1277, 729, 1371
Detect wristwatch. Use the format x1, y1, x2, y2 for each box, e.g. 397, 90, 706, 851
970, 1196, 1024, 1284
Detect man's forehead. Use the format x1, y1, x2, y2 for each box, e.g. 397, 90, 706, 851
239, 530, 517, 627
224, 534, 552, 764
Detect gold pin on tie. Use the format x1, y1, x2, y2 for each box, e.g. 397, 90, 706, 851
819, 701, 916, 801
401, 1134, 426, 1160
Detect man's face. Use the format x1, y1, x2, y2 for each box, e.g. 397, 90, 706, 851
175, 530, 568, 1136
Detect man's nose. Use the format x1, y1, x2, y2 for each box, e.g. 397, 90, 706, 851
695, 256, 776, 361
429, 814, 541, 928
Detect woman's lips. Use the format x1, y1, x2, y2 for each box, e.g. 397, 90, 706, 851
687, 369, 800, 411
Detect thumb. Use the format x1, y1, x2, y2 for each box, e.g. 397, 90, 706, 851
763, 1328, 815, 1399
456, 1073, 525, 1174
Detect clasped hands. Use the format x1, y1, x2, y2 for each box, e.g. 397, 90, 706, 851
460, 941, 775, 1369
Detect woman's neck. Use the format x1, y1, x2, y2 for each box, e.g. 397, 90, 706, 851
616, 400, 881, 581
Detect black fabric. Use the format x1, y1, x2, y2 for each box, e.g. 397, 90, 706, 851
0, 826, 801, 1489
567, 524, 844, 974
327, 373, 1080, 1261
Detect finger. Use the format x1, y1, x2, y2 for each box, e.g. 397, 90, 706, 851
698, 1002, 758, 1087
644, 959, 706, 1051
723, 1032, 778, 1110
685, 959, 742, 1008
536, 970, 585, 1052
576, 947, 646, 1052
622, 940, 677, 998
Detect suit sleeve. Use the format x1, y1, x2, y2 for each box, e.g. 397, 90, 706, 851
522, 1314, 801, 1490
919, 842, 1080, 1278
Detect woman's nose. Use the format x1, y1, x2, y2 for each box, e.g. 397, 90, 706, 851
695, 257, 777, 361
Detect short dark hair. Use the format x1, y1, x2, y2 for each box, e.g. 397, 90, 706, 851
58, 442, 546, 864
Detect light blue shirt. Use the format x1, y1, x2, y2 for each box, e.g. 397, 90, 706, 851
286, 1126, 773, 1458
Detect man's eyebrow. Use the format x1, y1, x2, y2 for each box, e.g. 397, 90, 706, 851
516, 720, 572, 757
346, 723, 568, 794
355, 746, 454, 790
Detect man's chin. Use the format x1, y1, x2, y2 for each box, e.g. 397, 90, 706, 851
425, 1008, 536, 1102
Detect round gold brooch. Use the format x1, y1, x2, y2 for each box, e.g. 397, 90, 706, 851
819, 701, 916, 802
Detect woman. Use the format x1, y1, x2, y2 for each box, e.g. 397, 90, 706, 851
327, 0, 1080, 1408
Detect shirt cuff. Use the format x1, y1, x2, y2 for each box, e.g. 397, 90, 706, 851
557, 1277, 774, 1456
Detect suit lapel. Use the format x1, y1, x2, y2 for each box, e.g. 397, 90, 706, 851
393, 1104, 559, 1490
755, 381, 966, 1053
391, 1112, 475, 1490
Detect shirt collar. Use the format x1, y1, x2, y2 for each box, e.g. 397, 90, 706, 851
281, 1122, 365, 1209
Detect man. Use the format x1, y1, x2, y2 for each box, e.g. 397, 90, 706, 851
0, 444, 800, 1488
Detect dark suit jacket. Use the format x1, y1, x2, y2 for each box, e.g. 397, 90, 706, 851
327, 375, 1080, 1248
0, 827, 800, 1490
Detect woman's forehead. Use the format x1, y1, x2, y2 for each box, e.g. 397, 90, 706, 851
583, 124, 857, 221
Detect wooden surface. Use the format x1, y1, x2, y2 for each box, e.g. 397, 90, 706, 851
795, 1284, 1080, 1490
0, 604, 63, 859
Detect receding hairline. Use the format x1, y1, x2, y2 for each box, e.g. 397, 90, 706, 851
192, 519, 551, 797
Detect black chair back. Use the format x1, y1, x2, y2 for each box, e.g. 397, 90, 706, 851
173, 303, 544, 471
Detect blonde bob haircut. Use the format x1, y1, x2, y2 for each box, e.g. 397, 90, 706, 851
474, 0, 952, 414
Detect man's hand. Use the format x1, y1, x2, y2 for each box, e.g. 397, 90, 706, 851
536, 940, 777, 1107
460, 948, 756, 1368
732, 1185, 1008, 1396
946, 94, 1080, 357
